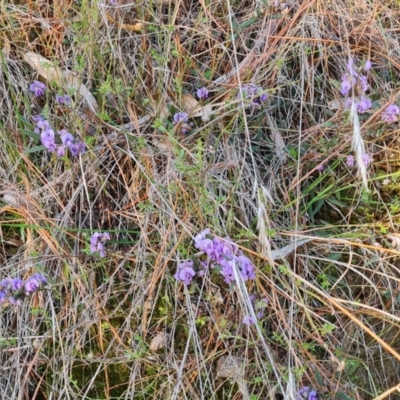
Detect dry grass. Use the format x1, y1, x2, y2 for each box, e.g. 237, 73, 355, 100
1, 0, 400, 399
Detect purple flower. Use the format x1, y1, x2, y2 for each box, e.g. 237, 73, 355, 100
29, 80, 46, 97
11, 278, 23, 291
242, 315, 256, 325
56, 94, 71, 105
90, 232, 110, 257
25, 277, 40, 293
346, 155, 355, 167
41, 129, 57, 152
59, 129, 74, 146
362, 153, 371, 166
0, 291, 6, 302
220, 260, 235, 284
297, 386, 318, 400
347, 58, 355, 74
340, 73, 356, 96
32, 273, 47, 284
57, 145, 66, 157
381, 104, 400, 123
9, 297, 22, 306
69, 141, 86, 156
355, 96, 372, 113
174, 260, 196, 285
237, 255, 256, 280
0, 278, 11, 289
196, 87, 209, 100
308, 391, 318, 400
240, 84, 267, 105
316, 164, 324, 171
364, 60, 372, 71
35, 118, 51, 132
358, 75, 368, 93
173, 112, 188, 124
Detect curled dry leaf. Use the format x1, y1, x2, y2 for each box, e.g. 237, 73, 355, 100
181, 93, 215, 122
149, 331, 168, 351
23, 51, 99, 112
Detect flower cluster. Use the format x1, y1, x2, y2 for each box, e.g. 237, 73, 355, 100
30, 80, 46, 97
0, 273, 47, 306
174, 229, 256, 286
340, 58, 372, 114
33, 116, 86, 157
239, 84, 268, 106
297, 386, 318, 400
90, 232, 111, 258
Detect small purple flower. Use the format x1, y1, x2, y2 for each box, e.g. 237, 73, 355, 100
32, 273, 47, 284
69, 141, 86, 156
174, 260, 196, 285
242, 315, 256, 325
0, 291, 6, 302
11, 278, 23, 291
297, 386, 318, 400
96, 242, 106, 258
381, 104, 400, 123
35, 118, 51, 132
173, 112, 188, 124
41, 129, 57, 152
340, 73, 356, 96
57, 145, 66, 157
196, 87, 209, 100
240, 84, 267, 105
355, 96, 372, 113
358, 75, 368, 93
59, 129, 74, 146
0, 278, 11, 289
29, 80, 46, 97
220, 261, 235, 284
90, 233, 102, 252
316, 164, 324, 171
90, 232, 110, 257
25, 277, 40, 293
364, 60, 372, 71
259, 92, 268, 102
308, 391, 318, 400
9, 297, 22, 306
347, 58, 355, 74
346, 155, 355, 167
362, 153, 371, 166
237, 255, 256, 280
56, 94, 71, 105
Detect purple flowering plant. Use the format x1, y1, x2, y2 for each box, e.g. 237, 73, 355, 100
238, 84, 268, 106
89, 232, 111, 258
174, 229, 256, 286
56, 94, 71, 105
0, 273, 47, 306
340, 58, 372, 114
172, 111, 192, 134
33, 116, 86, 157
29, 80, 46, 97
297, 386, 318, 400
